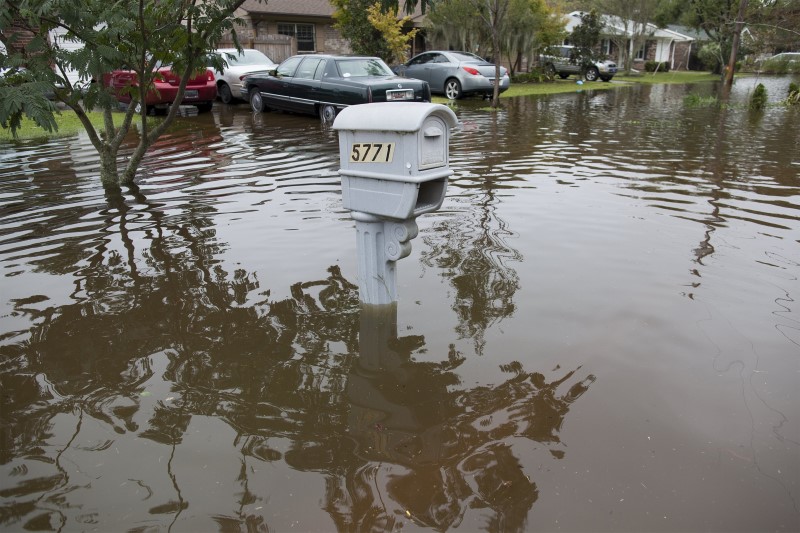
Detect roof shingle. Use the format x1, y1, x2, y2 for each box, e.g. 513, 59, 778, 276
240, 0, 335, 17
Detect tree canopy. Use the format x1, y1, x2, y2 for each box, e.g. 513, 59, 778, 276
332, 0, 393, 59
425, 0, 564, 74
0, 0, 255, 185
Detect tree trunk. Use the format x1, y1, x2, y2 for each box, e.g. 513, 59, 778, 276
98, 147, 120, 186
492, 63, 500, 108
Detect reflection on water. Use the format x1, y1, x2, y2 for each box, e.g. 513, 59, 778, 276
1, 78, 799, 531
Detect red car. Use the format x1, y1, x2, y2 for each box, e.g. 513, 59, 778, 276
103, 64, 217, 114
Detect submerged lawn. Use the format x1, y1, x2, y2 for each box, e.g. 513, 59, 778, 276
0, 110, 128, 142
4, 72, 722, 139
433, 71, 720, 104
614, 71, 720, 84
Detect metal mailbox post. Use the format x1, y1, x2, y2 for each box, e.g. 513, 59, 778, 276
333, 102, 459, 305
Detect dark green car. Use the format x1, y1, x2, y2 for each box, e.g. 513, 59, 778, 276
241, 54, 431, 122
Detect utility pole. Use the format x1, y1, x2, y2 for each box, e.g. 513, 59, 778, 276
723, 0, 749, 93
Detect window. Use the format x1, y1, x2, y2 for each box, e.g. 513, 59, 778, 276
277, 56, 303, 77
601, 39, 612, 56
335, 58, 393, 77
409, 53, 434, 66
278, 23, 315, 53
295, 57, 323, 79
635, 43, 646, 60
314, 60, 327, 80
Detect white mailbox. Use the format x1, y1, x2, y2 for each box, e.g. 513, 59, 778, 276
333, 102, 459, 220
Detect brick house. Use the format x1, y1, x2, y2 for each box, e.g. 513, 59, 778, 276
230, 0, 429, 63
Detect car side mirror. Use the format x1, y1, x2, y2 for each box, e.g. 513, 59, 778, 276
268, 68, 279, 77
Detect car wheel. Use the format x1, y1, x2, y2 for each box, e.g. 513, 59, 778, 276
584, 67, 599, 81
319, 104, 337, 123
219, 83, 234, 104
558, 73, 569, 79
444, 78, 462, 100
196, 102, 213, 113
250, 88, 265, 113
545, 64, 557, 77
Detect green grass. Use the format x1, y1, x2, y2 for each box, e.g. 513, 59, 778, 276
614, 71, 719, 84
432, 71, 720, 104
0, 110, 128, 141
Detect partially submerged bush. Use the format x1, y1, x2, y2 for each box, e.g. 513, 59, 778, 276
750, 83, 768, 110
684, 93, 718, 108
787, 82, 800, 105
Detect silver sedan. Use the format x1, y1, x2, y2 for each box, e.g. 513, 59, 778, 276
394, 50, 510, 99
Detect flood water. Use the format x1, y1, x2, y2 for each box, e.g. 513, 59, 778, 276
1, 77, 799, 532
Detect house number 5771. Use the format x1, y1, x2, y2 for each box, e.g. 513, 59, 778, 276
350, 143, 395, 163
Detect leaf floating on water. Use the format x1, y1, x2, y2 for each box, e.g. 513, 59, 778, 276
140, 392, 151, 397
405, 510, 411, 518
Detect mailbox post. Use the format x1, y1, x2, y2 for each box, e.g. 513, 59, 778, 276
333, 102, 459, 305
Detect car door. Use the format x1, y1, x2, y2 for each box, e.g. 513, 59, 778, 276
561, 47, 580, 75
402, 53, 435, 84
262, 55, 303, 111
289, 57, 325, 113
425, 53, 452, 93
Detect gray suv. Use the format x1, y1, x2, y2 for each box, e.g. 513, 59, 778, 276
541, 45, 617, 82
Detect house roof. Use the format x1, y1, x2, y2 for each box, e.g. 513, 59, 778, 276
667, 24, 706, 41
240, 0, 335, 17
565, 11, 694, 42
239, 0, 428, 26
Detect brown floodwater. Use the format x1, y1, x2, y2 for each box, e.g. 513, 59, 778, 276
1, 77, 798, 532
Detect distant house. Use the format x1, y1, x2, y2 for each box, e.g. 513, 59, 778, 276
563, 11, 695, 71
231, 0, 429, 63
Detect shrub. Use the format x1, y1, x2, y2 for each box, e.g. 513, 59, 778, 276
644, 61, 670, 72
513, 67, 551, 83
750, 83, 768, 110
684, 93, 718, 108
698, 43, 722, 72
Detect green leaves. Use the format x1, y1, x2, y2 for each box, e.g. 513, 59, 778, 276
2, 0, 255, 182
0, 80, 59, 136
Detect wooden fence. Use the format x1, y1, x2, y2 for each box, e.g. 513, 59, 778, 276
220, 35, 295, 63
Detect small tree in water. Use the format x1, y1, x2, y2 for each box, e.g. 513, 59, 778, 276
787, 83, 800, 106
0, 0, 257, 186
750, 83, 767, 110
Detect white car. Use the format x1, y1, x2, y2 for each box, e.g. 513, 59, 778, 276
211, 48, 276, 104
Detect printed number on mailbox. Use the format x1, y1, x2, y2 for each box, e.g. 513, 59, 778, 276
350, 143, 395, 163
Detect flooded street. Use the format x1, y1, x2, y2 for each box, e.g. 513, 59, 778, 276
1, 77, 799, 531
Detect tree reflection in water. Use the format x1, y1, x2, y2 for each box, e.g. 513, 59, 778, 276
0, 183, 594, 531
421, 187, 522, 356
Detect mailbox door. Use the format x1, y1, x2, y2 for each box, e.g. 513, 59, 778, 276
418, 116, 448, 170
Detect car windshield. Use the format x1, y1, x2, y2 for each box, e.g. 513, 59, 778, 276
226, 49, 274, 66
335, 58, 393, 77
